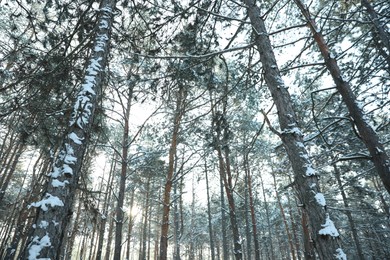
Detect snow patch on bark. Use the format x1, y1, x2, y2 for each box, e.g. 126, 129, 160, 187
68, 132, 84, 144
49, 166, 61, 178
314, 193, 326, 207
38, 221, 49, 229
29, 193, 64, 211
28, 234, 51, 260
99, 20, 108, 29
62, 164, 73, 176
51, 179, 69, 188
335, 248, 347, 260
306, 165, 316, 176
319, 214, 339, 237
282, 126, 303, 136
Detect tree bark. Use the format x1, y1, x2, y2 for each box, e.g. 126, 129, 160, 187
220, 171, 229, 260
287, 188, 302, 260
21, 0, 116, 258
243, 171, 252, 260
205, 162, 216, 260
125, 188, 136, 260
96, 155, 116, 260
114, 85, 134, 260
361, 0, 390, 69
244, 156, 261, 260
272, 172, 296, 260
159, 86, 186, 260
212, 95, 242, 259
294, 0, 390, 195
259, 173, 275, 260
333, 165, 365, 260
243, 0, 343, 258
173, 168, 181, 260
105, 210, 115, 260
140, 178, 151, 260
0, 140, 25, 203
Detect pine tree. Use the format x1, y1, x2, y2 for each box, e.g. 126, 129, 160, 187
22, 0, 116, 258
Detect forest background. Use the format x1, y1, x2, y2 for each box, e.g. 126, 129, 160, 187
0, 0, 389, 259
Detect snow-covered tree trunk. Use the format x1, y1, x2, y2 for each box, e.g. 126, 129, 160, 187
293, 0, 390, 195
242, 0, 345, 259
22, 0, 116, 259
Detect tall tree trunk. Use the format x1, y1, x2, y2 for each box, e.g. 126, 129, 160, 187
210, 80, 242, 259
21, 1, 115, 258
140, 178, 151, 260
294, 0, 390, 195
259, 173, 275, 260
333, 164, 365, 260
361, 0, 390, 69
173, 172, 181, 260
0, 124, 15, 163
125, 188, 136, 260
0, 140, 24, 203
105, 210, 115, 260
244, 171, 252, 260
96, 155, 116, 260
272, 172, 296, 260
64, 194, 82, 259
114, 85, 134, 260
220, 171, 229, 260
243, 0, 344, 259
3, 153, 50, 259
205, 162, 216, 260
287, 189, 302, 260
159, 86, 186, 260
244, 156, 261, 260
216, 132, 242, 260
0, 127, 17, 176
189, 177, 196, 260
